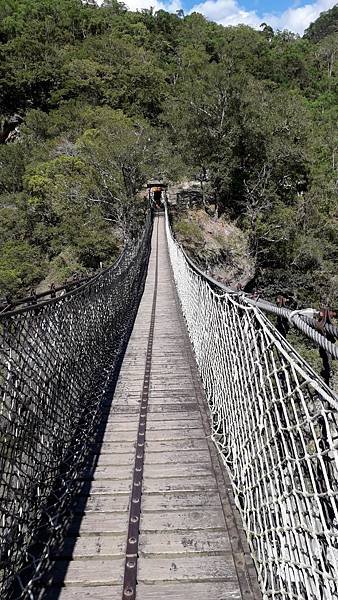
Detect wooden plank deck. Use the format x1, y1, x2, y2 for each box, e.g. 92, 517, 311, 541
46, 214, 261, 600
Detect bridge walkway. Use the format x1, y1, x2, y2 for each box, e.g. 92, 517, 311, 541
47, 214, 260, 600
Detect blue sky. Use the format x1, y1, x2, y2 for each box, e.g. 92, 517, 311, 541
124, 0, 336, 34
183, 0, 294, 11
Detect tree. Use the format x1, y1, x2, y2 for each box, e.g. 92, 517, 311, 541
260, 22, 274, 41
0, 240, 46, 296
304, 5, 338, 42
77, 107, 165, 233
315, 33, 338, 77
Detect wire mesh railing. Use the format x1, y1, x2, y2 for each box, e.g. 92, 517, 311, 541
0, 214, 152, 599
166, 209, 338, 600
176, 235, 338, 361
0, 274, 95, 315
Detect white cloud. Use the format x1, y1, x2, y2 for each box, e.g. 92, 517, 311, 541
189, 0, 336, 34
124, 0, 161, 9
97, 0, 336, 35
191, 0, 260, 27
118, 0, 183, 13
269, 0, 334, 33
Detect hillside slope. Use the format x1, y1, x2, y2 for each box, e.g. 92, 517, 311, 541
172, 207, 255, 289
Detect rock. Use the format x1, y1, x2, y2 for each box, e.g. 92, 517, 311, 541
0, 114, 23, 144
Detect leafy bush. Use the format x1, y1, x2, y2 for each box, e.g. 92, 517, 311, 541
0, 241, 46, 296
176, 218, 204, 245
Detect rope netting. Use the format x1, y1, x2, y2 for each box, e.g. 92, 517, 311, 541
166, 210, 338, 600
0, 215, 152, 599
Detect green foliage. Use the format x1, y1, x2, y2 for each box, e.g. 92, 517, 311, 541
0, 0, 336, 307
75, 227, 119, 269
0, 144, 25, 193
0, 241, 46, 295
304, 5, 338, 42
175, 218, 204, 245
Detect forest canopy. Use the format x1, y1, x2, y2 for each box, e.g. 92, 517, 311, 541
0, 0, 337, 306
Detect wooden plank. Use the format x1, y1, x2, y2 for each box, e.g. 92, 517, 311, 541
54, 559, 124, 586
90, 441, 135, 454
60, 531, 233, 561
106, 414, 139, 423
148, 397, 197, 405
151, 350, 188, 355
104, 422, 139, 432
112, 387, 141, 395
147, 412, 200, 421
141, 508, 225, 532
148, 404, 199, 413
115, 373, 145, 380
150, 379, 193, 387
143, 463, 214, 479
112, 391, 142, 400
150, 386, 195, 393
142, 491, 221, 512
138, 555, 237, 582
136, 582, 241, 599
145, 439, 208, 452
150, 360, 191, 366
102, 428, 206, 443
74, 494, 129, 513
97, 453, 134, 467
102, 431, 140, 442
143, 476, 218, 494
70, 513, 128, 535
139, 529, 230, 555
89, 480, 132, 494
97, 450, 135, 467
146, 429, 203, 441
48, 586, 122, 600
82, 465, 132, 481
151, 338, 185, 343
114, 370, 141, 378
149, 390, 196, 398
115, 373, 144, 381
145, 450, 211, 465
147, 420, 201, 431
150, 371, 192, 378
111, 398, 141, 408
59, 534, 126, 558
108, 406, 139, 415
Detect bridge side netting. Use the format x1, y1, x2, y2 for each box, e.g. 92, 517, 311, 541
0, 216, 152, 598
166, 211, 338, 600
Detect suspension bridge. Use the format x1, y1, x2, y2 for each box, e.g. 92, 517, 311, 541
0, 210, 337, 600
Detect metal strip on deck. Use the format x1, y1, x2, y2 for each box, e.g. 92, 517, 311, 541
46, 214, 261, 600
122, 216, 159, 600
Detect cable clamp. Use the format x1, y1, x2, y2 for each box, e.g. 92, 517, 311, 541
288, 308, 318, 325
